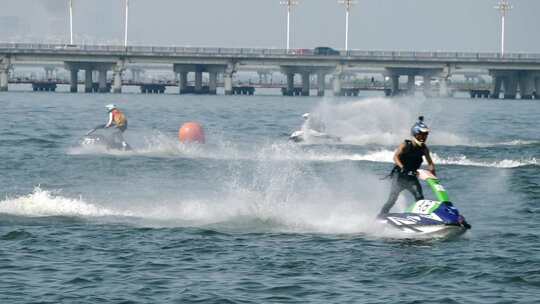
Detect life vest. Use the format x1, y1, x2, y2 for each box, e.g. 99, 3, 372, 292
111, 109, 127, 127
398, 139, 425, 173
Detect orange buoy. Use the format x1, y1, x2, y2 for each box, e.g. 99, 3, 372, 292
178, 122, 205, 144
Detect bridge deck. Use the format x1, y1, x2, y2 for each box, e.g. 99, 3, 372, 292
2, 43, 540, 67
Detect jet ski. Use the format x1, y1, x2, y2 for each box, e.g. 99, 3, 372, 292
289, 129, 341, 143
379, 169, 471, 238
290, 112, 341, 143
80, 127, 132, 151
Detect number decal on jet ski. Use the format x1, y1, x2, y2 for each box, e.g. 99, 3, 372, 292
408, 200, 440, 215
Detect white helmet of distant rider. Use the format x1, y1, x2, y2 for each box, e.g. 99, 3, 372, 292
105, 104, 117, 112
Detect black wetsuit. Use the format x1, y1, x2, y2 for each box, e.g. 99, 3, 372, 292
379, 140, 426, 215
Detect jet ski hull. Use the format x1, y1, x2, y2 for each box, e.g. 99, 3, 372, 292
289, 130, 341, 143
381, 213, 468, 238
80, 134, 132, 151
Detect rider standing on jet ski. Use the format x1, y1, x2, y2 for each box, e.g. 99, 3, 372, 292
378, 116, 436, 217
87, 104, 129, 149
104, 104, 128, 149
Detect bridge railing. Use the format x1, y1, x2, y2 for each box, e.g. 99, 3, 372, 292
2, 43, 540, 62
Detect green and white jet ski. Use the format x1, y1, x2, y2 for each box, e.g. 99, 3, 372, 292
379, 169, 471, 237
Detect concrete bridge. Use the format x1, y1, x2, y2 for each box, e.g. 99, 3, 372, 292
1, 43, 540, 98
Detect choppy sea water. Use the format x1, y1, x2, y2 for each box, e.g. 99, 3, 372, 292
0, 89, 539, 303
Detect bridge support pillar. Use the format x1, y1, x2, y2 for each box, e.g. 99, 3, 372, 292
407, 75, 415, 92
301, 72, 310, 96
390, 75, 399, 96
518, 72, 535, 99
333, 76, 342, 96
223, 72, 233, 95
98, 69, 108, 93
178, 72, 188, 94
112, 70, 123, 93
0, 69, 8, 92
224, 73, 233, 95
317, 72, 326, 96
285, 73, 294, 96
44, 66, 56, 80
224, 63, 236, 96
69, 68, 79, 93
491, 76, 503, 99
503, 76, 518, 99
422, 75, 432, 97
535, 77, 540, 99
209, 72, 217, 95
439, 77, 450, 97
84, 69, 93, 93
194, 70, 203, 93
333, 64, 344, 96
112, 61, 125, 94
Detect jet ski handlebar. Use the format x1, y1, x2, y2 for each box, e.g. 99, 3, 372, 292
417, 169, 437, 181
86, 124, 106, 136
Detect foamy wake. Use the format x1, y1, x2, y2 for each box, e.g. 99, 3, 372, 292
0, 188, 131, 218
432, 155, 538, 168
260, 146, 537, 169
476, 139, 540, 148
129, 198, 380, 234
0, 187, 386, 235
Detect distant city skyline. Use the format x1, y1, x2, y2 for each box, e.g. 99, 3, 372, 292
1, 0, 539, 53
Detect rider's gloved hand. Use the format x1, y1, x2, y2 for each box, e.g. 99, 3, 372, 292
428, 164, 436, 176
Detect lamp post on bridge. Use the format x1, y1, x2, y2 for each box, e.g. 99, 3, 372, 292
338, 0, 356, 51
124, 0, 130, 47
495, 0, 512, 57
280, 0, 299, 51
68, 0, 74, 44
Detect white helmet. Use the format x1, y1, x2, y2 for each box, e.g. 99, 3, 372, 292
302, 113, 310, 119
105, 104, 117, 111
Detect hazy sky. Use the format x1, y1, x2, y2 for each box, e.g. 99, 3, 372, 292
1, 0, 539, 53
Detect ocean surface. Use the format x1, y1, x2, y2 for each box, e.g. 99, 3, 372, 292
0, 88, 539, 303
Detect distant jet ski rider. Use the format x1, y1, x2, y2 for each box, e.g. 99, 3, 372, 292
302, 112, 326, 134
87, 104, 129, 150
290, 112, 340, 142
378, 116, 436, 217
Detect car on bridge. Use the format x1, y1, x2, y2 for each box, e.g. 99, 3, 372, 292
314, 46, 340, 56
54, 44, 80, 50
